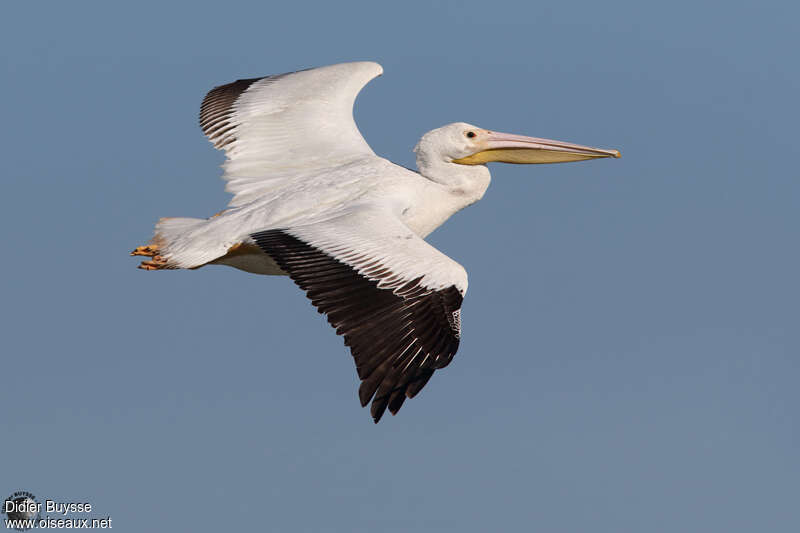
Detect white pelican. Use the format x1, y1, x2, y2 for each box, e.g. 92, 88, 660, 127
132, 61, 620, 422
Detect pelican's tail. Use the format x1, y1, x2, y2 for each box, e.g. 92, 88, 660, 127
131, 217, 209, 270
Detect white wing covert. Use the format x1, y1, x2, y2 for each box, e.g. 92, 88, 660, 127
250, 207, 468, 422
199, 61, 383, 207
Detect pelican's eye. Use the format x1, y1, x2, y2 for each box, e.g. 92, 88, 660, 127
466, 131, 476, 138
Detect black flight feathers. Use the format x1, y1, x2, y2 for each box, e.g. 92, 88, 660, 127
251, 229, 463, 423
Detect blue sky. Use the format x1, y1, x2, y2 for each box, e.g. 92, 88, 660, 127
1, 1, 797, 531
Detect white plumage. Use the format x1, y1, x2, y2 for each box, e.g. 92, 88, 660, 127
133, 61, 619, 422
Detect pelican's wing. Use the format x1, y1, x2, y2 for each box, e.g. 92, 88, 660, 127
251, 208, 468, 423
199, 61, 383, 207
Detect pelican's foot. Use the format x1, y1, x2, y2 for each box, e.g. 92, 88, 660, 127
138, 256, 173, 270
131, 244, 160, 257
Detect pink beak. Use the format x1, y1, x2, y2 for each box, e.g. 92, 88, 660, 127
453, 130, 620, 165
486, 131, 621, 159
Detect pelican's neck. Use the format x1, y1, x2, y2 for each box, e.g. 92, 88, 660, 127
416, 156, 492, 205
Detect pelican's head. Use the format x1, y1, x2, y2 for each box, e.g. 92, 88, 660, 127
415, 122, 620, 167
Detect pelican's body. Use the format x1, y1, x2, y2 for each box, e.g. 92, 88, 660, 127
132, 61, 619, 422
191, 157, 489, 275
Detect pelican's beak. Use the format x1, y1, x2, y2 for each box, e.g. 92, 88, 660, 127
452, 131, 621, 165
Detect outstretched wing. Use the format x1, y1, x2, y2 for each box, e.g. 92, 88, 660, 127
199, 61, 383, 207
251, 208, 468, 423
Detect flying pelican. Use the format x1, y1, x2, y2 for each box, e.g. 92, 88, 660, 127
131, 61, 620, 422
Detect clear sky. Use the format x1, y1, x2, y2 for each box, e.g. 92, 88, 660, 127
1, 1, 797, 531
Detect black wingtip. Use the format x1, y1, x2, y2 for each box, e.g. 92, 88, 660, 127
198, 77, 263, 149
371, 402, 388, 423
251, 229, 463, 425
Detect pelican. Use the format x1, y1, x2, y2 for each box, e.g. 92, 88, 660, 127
131, 61, 620, 422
